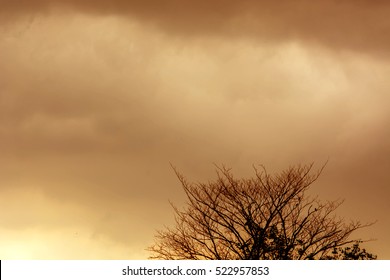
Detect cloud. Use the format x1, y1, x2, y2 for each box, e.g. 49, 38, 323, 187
1, 10, 389, 258
1, 1, 390, 55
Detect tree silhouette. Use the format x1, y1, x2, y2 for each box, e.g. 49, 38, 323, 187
148, 164, 376, 260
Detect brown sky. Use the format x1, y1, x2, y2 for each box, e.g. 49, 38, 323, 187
0, 0, 389, 259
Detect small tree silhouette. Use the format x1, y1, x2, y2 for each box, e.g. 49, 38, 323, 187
148, 164, 376, 260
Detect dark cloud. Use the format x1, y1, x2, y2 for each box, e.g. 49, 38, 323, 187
1, 0, 390, 55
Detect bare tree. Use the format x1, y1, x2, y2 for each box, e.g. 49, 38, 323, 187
148, 164, 376, 260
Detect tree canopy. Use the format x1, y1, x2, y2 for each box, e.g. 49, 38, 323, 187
148, 164, 376, 260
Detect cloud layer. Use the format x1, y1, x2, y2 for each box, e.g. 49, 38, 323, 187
1, 0, 390, 55
0, 2, 389, 258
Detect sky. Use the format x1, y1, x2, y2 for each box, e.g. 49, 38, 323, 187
0, 0, 389, 259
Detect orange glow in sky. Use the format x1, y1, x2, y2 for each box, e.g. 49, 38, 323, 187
0, 0, 389, 259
